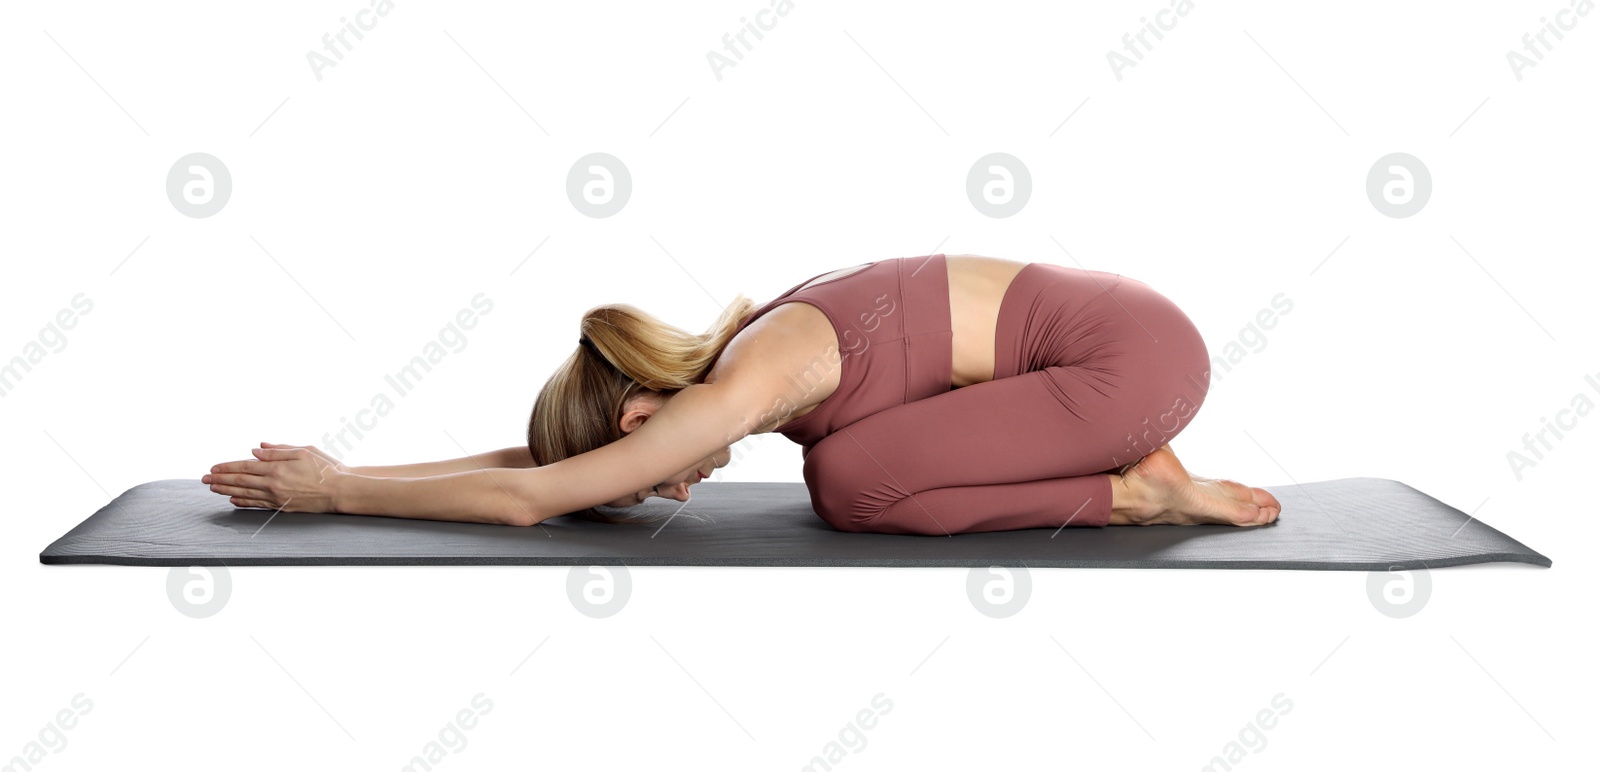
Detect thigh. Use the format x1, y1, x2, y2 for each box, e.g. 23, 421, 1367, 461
1051, 275, 1212, 456
803, 365, 1124, 503
800, 364, 1128, 533
803, 275, 1210, 498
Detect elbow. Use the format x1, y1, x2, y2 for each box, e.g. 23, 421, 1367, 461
492, 490, 545, 526
495, 470, 547, 526
502, 507, 544, 527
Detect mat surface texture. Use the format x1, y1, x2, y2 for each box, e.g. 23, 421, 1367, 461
40, 478, 1550, 570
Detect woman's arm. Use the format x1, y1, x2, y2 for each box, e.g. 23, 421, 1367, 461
348, 446, 535, 478
334, 468, 542, 525
206, 381, 766, 524
360, 384, 758, 525
205, 447, 545, 526
339, 382, 759, 523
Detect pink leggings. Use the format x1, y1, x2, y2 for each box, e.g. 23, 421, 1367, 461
801, 264, 1211, 535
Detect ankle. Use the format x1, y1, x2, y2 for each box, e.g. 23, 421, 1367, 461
1107, 472, 1161, 525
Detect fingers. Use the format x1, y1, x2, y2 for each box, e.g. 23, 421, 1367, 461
208, 460, 274, 476
253, 447, 302, 461
203, 472, 270, 488
208, 449, 308, 475
209, 446, 325, 478
261, 442, 321, 454
209, 483, 271, 499
229, 497, 279, 509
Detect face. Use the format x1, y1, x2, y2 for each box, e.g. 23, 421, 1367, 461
603, 393, 733, 508
604, 446, 731, 507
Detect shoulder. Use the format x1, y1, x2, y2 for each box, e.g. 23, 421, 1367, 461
708, 302, 830, 376
704, 302, 835, 429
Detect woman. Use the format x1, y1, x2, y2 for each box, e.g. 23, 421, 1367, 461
202, 253, 1281, 533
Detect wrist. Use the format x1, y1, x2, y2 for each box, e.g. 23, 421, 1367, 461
330, 471, 363, 515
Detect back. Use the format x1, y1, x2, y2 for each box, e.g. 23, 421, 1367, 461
713, 255, 953, 452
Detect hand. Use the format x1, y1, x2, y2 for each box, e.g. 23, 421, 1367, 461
258, 442, 348, 475
202, 443, 346, 513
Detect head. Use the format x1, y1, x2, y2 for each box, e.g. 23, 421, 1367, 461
600, 391, 736, 506
527, 295, 755, 524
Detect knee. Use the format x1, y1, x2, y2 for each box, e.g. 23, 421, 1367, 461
818, 504, 874, 533
1179, 321, 1211, 406
1111, 349, 1210, 455
1129, 287, 1212, 426
1122, 279, 1210, 384
801, 434, 886, 533
1174, 326, 1211, 424
1172, 304, 1211, 403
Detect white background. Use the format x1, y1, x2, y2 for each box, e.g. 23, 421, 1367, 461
2, 0, 1595, 768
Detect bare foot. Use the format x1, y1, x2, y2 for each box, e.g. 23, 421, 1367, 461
1110, 444, 1282, 526
1183, 469, 1281, 514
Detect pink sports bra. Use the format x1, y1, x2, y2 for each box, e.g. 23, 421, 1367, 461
711, 254, 954, 452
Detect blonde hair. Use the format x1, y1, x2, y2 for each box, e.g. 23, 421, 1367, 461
527, 295, 757, 525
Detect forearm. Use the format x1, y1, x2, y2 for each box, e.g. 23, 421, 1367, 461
347, 446, 534, 479
334, 468, 541, 526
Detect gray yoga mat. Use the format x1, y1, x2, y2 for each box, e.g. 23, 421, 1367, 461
40, 477, 1549, 570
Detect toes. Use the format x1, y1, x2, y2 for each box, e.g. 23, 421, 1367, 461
1217, 496, 1270, 526
1202, 487, 1261, 526
1181, 479, 1282, 526
1236, 504, 1266, 526
1249, 486, 1280, 511
1248, 485, 1282, 524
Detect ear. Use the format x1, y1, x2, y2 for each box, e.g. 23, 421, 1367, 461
617, 392, 664, 434
619, 411, 644, 433
617, 404, 656, 434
